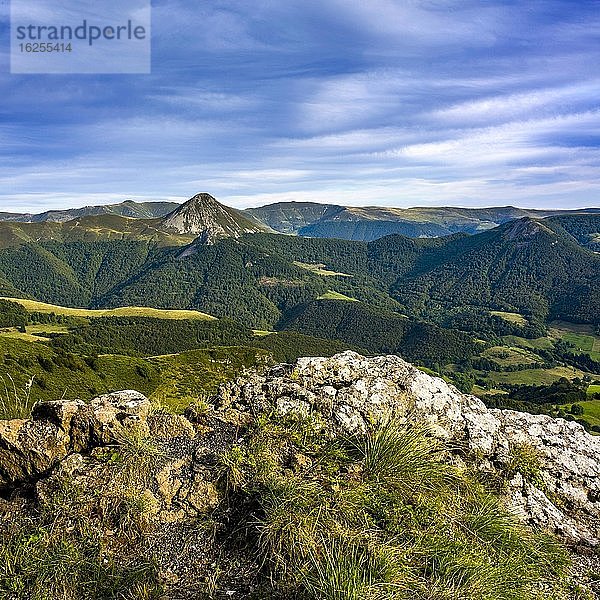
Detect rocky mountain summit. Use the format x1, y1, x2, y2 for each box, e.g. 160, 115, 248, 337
160, 192, 270, 243
1, 352, 598, 598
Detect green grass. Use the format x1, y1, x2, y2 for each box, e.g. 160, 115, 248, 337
0, 330, 49, 342
1, 297, 215, 321
26, 324, 70, 334
231, 415, 572, 599
293, 261, 352, 277
502, 335, 554, 350
317, 290, 358, 302
481, 346, 542, 367
588, 384, 600, 398
490, 311, 528, 326
561, 332, 595, 352
0, 335, 267, 416
148, 346, 268, 412
484, 366, 586, 387
558, 400, 600, 428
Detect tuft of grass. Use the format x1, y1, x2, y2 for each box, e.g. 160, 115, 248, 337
0, 373, 35, 419
347, 420, 456, 497
111, 426, 167, 488
506, 443, 544, 487
229, 414, 573, 599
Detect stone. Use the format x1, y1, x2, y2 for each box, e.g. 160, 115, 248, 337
209, 351, 600, 546
0, 418, 70, 487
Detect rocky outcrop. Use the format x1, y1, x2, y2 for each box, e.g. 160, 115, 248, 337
0, 352, 598, 547
211, 352, 600, 547
0, 391, 150, 488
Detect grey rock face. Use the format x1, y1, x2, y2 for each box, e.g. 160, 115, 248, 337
212, 351, 600, 546
160, 192, 269, 243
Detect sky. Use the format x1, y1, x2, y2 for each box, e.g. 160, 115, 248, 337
1, 0, 600, 212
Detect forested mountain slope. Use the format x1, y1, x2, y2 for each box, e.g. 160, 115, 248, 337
0, 216, 597, 338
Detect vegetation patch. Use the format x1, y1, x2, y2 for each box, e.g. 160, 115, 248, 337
293, 261, 352, 277
218, 414, 572, 599
482, 346, 542, 367
1, 297, 214, 321
491, 311, 528, 326
316, 290, 358, 302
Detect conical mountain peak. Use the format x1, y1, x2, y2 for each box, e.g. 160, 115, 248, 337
161, 192, 270, 243
501, 217, 555, 241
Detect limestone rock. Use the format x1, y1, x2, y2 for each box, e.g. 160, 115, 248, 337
0, 418, 70, 487
0, 390, 152, 488
210, 351, 600, 546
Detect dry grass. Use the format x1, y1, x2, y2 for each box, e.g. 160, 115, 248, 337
0, 297, 215, 321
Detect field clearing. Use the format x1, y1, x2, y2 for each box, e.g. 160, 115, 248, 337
481, 346, 541, 366
1, 298, 215, 321
588, 384, 600, 398
561, 332, 595, 352
0, 329, 48, 342
558, 400, 600, 428
317, 290, 358, 302
0, 323, 71, 342
549, 320, 596, 334
293, 261, 352, 277
26, 324, 70, 335
547, 321, 600, 360
484, 366, 586, 387
502, 335, 554, 350
490, 311, 528, 326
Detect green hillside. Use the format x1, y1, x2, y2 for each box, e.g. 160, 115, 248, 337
279, 299, 480, 365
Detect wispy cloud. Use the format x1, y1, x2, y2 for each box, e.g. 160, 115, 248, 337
1, 0, 600, 211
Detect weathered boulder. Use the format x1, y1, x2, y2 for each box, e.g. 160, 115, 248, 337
0, 391, 152, 488
0, 417, 70, 487
212, 351, 600, 546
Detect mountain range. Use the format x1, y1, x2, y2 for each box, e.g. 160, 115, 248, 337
0, 194, 597, 336
3, 193, 599, 242
0, 199, 179, 223
247, 202, 600, 240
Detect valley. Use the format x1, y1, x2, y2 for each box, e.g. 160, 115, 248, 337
0, 193, 598, 433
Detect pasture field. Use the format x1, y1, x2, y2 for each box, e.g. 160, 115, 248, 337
481, 346, 542, 367
484, 366, 587, 387
490, 311, 528, 326
1, 297, 214, 321
317, 290, 358, 301
293, 261, 352, 277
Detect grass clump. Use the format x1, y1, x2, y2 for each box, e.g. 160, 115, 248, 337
222, 414, 572, 599
507, 442, 545, 487
0, 426, 167, 599
0, 373, 34, 419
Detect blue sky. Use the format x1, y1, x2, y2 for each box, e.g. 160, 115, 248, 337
1, 0, 600, 212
